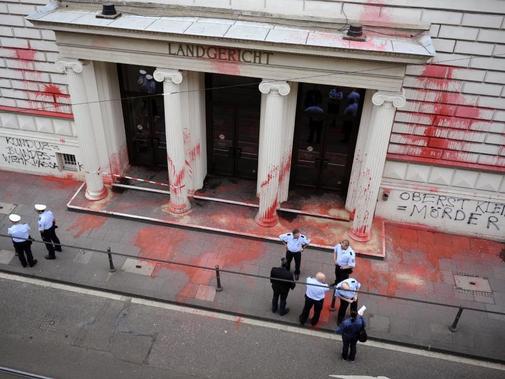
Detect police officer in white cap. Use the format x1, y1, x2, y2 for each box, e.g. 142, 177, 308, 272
7, 214, 37, 268
35, 204, 61, 259
279, 228, 311, 281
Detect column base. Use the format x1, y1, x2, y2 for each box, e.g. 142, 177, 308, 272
348, 227, 371, 242
168, 201, 191, 216
254, 212, 279, 228
85, 186, 108, 201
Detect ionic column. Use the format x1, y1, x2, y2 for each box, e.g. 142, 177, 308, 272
255, 80, 290, 227
56, 59, 106, 201
349, 91, 406, 242
153, 68, 190, 214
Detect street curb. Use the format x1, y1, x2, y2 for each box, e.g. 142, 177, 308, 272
0, 267, 503, 365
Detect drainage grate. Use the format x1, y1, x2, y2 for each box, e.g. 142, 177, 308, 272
454, 273, 492, 293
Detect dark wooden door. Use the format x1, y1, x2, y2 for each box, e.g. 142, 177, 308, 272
206, 74, 261, 179
118, 64, 166, 168
292, 84, 364, 195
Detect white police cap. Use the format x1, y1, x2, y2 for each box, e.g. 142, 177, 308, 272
34, 204, 47, 211
9, 214, 21, 222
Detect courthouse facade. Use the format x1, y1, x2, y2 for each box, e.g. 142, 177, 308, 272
0, 0, 504, 241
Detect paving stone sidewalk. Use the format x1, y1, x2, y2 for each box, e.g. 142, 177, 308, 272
0, 171, 504, 362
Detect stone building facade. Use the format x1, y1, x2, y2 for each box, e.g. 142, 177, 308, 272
0, 0, 504, 241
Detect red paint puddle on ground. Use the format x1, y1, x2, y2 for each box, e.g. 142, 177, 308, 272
41, 175, 80, 189
134, 226, 266, 301
66, 214, 108, 238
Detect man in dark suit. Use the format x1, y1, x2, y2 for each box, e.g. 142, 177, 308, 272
270, 257, 296, 316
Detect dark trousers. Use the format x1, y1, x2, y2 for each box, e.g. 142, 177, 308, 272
342, 335, 358, 361
41, 225, 61, 257
337, 298, 358, 325
334, 266, 353, 285
272, 289, 289, 314
299, 295, 324, 326
285, 250, 301, 275
13, 241, 35, 267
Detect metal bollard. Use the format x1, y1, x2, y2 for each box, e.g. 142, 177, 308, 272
215, 265, 223, 292
449, 306, 464, 332
329, 286, 337, 311
107, 247, 116, 273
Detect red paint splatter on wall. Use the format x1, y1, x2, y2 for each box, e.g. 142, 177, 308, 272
390, 64, 502, 171
66, 214, 108, 238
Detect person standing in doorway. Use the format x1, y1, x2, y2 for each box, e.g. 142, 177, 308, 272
333, 239, 356, 286
35, 204, 61, 260
336, 277, 361, 325
7, 214, 37, 268
270, 257, 296, 316
279, 228, 310, 280
337, 309, 365, 361
299, 272, 329, 326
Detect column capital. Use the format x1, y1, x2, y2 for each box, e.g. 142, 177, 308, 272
259, 80, 290, 96
372, 90, 406, 108
55, 59, 84, 74
153, 68, 183, 85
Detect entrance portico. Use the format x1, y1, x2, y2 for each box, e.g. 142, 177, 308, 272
30, 6, 432, 240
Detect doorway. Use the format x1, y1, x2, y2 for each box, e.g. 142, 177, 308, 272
205, 74, 261, 180
118, 64, 166, 168
291, 84, 364, 196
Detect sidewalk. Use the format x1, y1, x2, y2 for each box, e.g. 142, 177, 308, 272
0, 170, 504, 362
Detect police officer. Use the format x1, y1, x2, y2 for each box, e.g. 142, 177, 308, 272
299, 272, 329, 326
7, 214, 37, 268
270, 257, 296, 316
335, 277, 361, 325
279, 228, 310, 280
333, 239, 356, 286
35, 204, 61, 259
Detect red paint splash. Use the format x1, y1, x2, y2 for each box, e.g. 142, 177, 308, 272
260, 166, 278, 189
210, 60, 241, 76
391, 64, 502, 170
14, 47, 36, 61
41, 175, 79, 189
66, 214, 108, 238
134, 226, 266, 301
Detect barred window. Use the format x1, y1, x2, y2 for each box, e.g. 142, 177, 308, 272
57, 153, 78, 171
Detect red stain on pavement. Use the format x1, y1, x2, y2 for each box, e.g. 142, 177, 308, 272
66, 214, 108, 238
41, 175, 79, 189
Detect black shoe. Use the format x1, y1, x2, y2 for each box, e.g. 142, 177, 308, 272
272, 308, 277, 314
341, 354, 347, 361
44, 255, 56, 260
294, 274, 299, 281
55, 248, 62, 252
299, 316, 305, 326
21, 264, 27, 268
279, 308, 290, 316
29, 260, 38, 267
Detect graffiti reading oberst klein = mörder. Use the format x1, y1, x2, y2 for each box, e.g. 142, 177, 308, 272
1, 136, 60, 169
397, 191, 503, 231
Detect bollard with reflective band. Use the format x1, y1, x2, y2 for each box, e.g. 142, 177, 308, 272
215, 265, 223, 292
107, 247, 116, 272
329, 286, 337, 311
449, 306, 464, 332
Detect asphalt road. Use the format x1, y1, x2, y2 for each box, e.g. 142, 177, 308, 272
0, 273, 503, 379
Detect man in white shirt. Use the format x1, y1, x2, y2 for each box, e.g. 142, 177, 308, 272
7, 214, 37, 268
333, 239, 356, 286
35, 204, 62, 260
336, 277, 361, 325
299, 272, 329, 326
279, 228, 311, 280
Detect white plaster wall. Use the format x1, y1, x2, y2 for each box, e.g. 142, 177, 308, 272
377, 160, 505, 240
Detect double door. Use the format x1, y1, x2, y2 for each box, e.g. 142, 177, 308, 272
118, 64, 167, 167
206, 74, 261, 179
291, 85, 364, 194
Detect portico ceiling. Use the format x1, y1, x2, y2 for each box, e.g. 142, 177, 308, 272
27, 4, 434, 64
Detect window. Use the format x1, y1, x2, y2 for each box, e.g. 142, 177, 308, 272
57, 153, 78, 171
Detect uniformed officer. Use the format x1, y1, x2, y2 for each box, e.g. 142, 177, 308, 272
333, 239, 356, 286
35, 204, 61, 260
270, 257, 296, 316
7, 214, 37, 268
279, 228, 311, 280
335, 277, 361, 325
299, 272, 329, 326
